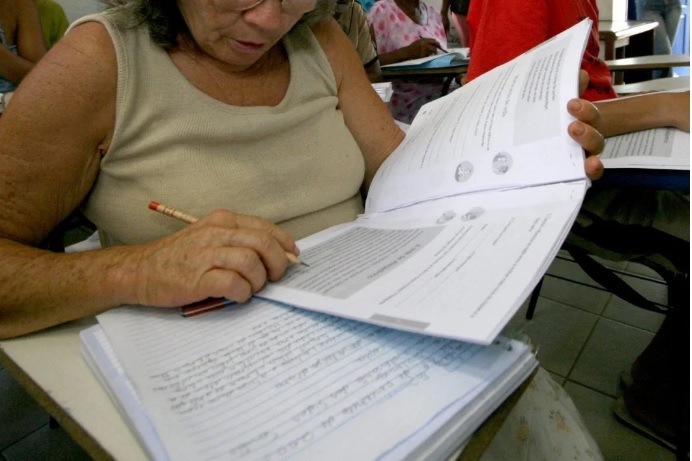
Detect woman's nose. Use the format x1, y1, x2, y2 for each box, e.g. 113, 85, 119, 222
241, 0, 284, 30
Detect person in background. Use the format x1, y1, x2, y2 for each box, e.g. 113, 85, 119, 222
440, 0, 470, 47
464, 0, 616, 101
462, 0, 690, 452
635, 0, 682, 77
334, 0, 381, 82
0, 0, 45, 93
356, 0, 376, 13
367, 0, 452, 123
34, 0, 69, 49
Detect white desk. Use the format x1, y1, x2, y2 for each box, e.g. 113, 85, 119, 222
0, 318, 149, 461
613, 75, 690, 95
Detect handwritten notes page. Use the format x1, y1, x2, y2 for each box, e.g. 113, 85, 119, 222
601, 127, 690, 169
94, 301, 536, 461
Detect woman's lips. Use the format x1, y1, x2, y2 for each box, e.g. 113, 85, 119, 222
234, 39, 265, 51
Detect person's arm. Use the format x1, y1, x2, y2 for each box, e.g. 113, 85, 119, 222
364, 56, 382, 82
441, 0, 451, 33
594, 91, 690, 137
0, 0, 46, 85
0, 22, 297, 339
313, 19, 405, 190
350, 3, 382, 82
377, 37, 441, 65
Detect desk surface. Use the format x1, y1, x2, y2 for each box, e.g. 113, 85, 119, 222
613, 75, 690, 94
597, 20, 658, 39
605, 54, 691, 71
0, 318, 150, 461
381, 54, 469, 79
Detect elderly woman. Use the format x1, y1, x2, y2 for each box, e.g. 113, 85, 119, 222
0, 1, 612, 457
0, 0, 604, 339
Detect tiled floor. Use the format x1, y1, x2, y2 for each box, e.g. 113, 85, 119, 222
0, 250, 680, 460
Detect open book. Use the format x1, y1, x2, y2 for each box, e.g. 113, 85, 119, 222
599, 127, 690, 190
85, 300, 537, 461
601, 127, 690, 170
258, 19, 593, 345
381, 47, 470, 69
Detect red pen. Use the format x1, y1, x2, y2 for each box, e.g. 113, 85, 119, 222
179, 297, 236, 317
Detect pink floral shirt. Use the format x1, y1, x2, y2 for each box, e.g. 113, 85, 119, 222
368, 0, 448, 123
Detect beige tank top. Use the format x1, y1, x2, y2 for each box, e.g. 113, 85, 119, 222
74, 10, 365, 246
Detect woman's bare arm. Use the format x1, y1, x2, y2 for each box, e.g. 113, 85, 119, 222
313, 19, 405, 190
0, 22, 297, 338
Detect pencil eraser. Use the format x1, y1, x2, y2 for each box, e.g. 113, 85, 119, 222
148, 201, 160, 210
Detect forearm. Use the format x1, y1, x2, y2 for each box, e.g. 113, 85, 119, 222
0, 240, 140, 339
0, 47, 38, 86
378, 47, 414, 65
595, 91, 690, 137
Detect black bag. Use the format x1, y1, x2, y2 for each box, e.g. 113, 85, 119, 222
564, 186, 690, 312
450, 0, 470, 15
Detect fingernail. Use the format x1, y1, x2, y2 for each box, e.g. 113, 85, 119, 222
568, 99, 582, 111
573, 122, 585, 135
293, 244, 301, 255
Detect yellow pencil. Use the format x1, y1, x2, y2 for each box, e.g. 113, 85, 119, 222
148, 201, 308, 267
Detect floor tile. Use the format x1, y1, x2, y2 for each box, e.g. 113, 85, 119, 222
602, 288, 666, 334
512, 297, 598, 377
570, 318, 654, 397
623, 261, 666, 280
2, 425, 92, 461
540, 257, 613, 314
0, 369, 49, 451
564, 381, 675, 461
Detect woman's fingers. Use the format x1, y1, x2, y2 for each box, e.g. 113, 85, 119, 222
567, 98, 605, 181
135, 211, 297, 307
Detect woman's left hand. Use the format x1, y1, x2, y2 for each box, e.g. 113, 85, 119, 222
567, 97, 604, 181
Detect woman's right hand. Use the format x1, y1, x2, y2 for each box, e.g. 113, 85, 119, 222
131, 210, 298, 308
407, 38, 441, 59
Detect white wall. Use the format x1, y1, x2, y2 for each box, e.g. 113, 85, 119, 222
54, 0, 106, 24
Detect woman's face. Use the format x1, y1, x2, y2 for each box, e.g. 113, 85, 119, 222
177, 0, 311, 69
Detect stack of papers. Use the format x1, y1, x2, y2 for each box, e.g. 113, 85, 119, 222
82, 301, 537, 461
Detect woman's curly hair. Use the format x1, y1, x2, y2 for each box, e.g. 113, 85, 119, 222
101, 0, 335, 49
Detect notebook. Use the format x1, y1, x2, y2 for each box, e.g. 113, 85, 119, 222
82, 300, 537, 461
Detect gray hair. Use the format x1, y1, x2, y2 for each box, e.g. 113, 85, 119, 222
101, 0, 335, 49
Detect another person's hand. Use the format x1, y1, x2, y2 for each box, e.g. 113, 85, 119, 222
567, 98, 604, 181
407, 38, 442, 59
133, 210, 298, 307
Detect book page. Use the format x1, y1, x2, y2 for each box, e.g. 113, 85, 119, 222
367, 19, 591, 214
261, 181, 586, 344
601, 127, 690, 169
95, 302, 534, 461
